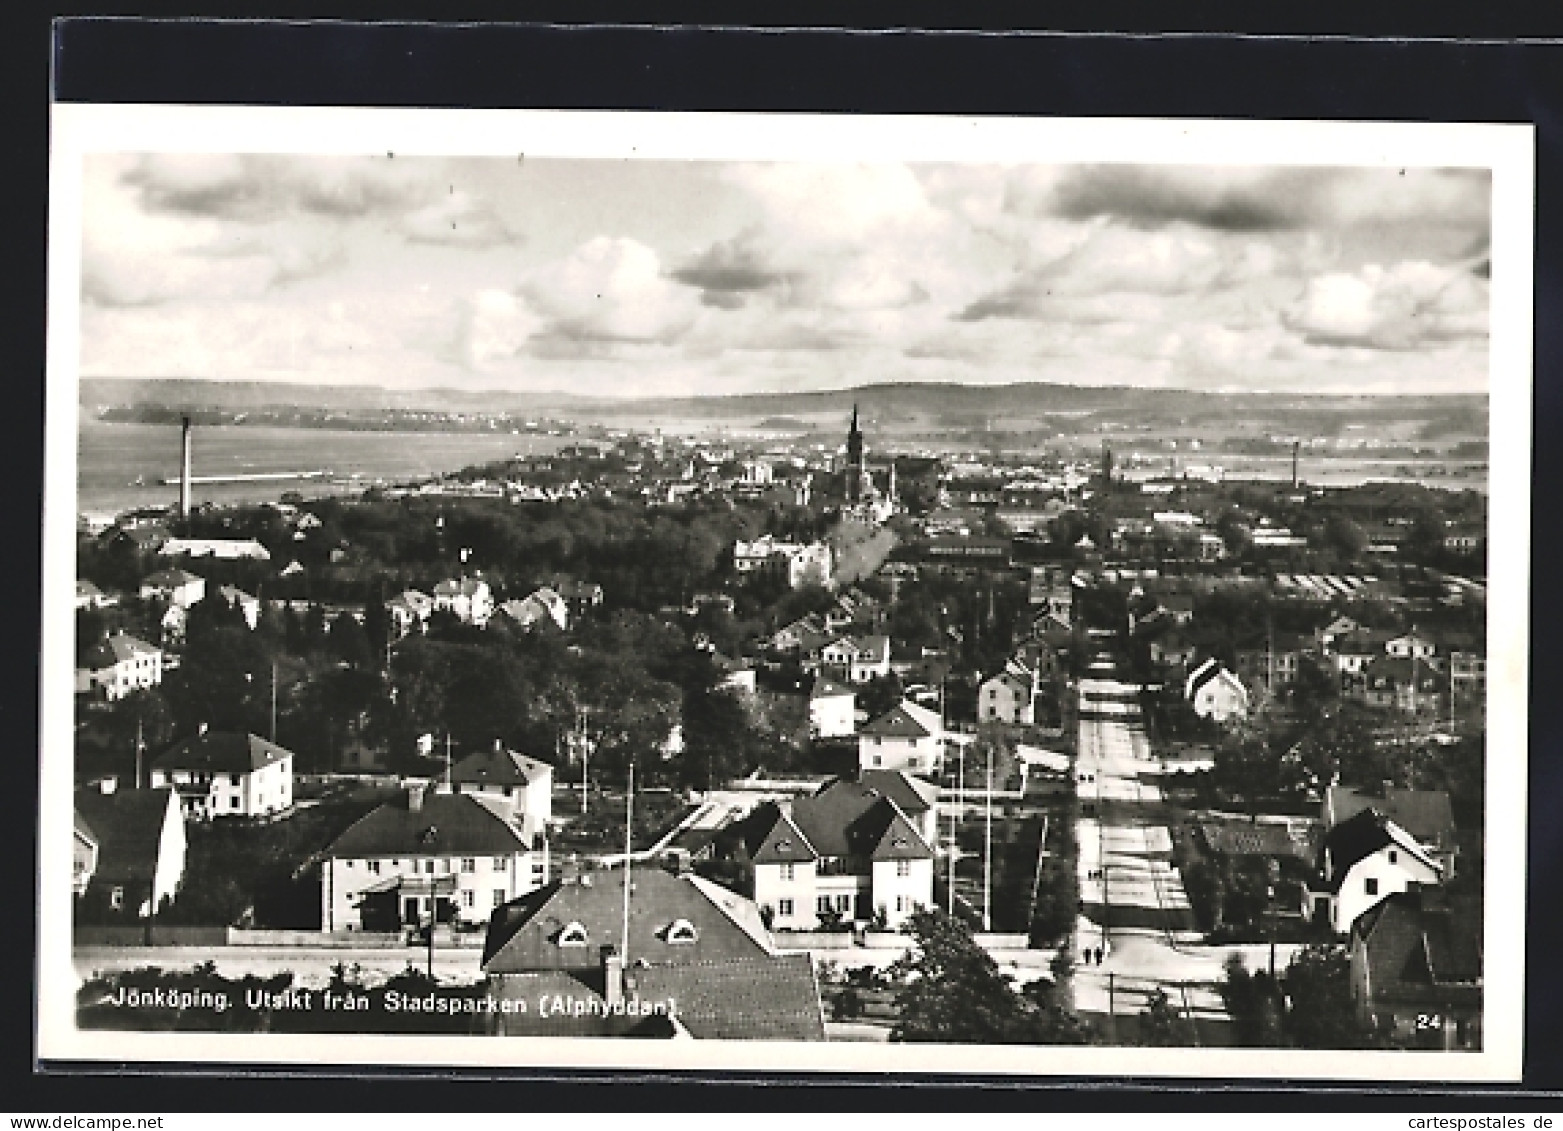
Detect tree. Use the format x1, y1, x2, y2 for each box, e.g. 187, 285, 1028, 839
1140, 988, 1183, 1046
1281, 944, 1370, 1049
887, 908, 1093, 1044
1219, 952, 1283, 1047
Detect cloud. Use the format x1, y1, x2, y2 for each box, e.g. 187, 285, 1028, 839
518, 236, 699, 350
1281, 260, 1489, 351
400, 189, 519, 247
122, 155, 440, 223
1034, 166, 1491, 234
446, 289, 542, 369
670, 229, 799, 308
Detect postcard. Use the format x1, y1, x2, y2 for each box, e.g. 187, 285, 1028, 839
39, 104, 1532, 1080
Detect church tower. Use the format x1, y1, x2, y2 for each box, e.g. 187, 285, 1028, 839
846, 403, 865, 503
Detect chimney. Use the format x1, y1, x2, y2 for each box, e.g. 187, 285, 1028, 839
408, 783, 426, 812
179, 416, 193, 518
601, 945, 624, 1008
98, 776, 117, 795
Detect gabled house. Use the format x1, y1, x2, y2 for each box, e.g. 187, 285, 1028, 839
479, 867, 825, 1040
73, 783, 186, 920
75, 632, 163, 701
1334, 630, 1394, 680
432, 576, 494, 627
553, 577, 605, 620
1316, 614, 1364, 654
808, 678, 857, 740
1386, 630, 1436, 661
149, 730, 294, 820
819, 634, 891, 684
1184, 658, 1249, 723
858, 699, 947, 776
75, 579, 113, 611
1317, 809, 1442, 935
718, 777, 935, 931
494, 587, 569, 632
1349, 888, 1482, 1050
979, 662, 1037, 726
441, 742, 553, 836
1354, 656, 1445, 714
856, 768, 941, 850
162, 537, 271, 561
73, 810, 99, 897
139, 568, 205, 608
386, 589, 434, 638
1324, 784, 1459, 878
322, 785, 549, 933
218, 585, 261, 630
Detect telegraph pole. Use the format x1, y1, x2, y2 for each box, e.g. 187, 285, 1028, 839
983, 740, 993, 933
270, 660, 278, 743
621, 761, 635, 966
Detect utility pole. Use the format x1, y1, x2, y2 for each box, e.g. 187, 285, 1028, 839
947, 800, 956, 916
134, 717, 144, 791
444, 733, 452, 790
621, 761, 634, 967
270, 660, 278, 743
983, 740, 993, 933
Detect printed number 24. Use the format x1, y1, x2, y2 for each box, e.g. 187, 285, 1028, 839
1416, 1013, 1443, 1030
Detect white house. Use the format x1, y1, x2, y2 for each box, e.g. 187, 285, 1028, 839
320, 785, 549, 933
162, 537, 271, 561
1319, 809, 1442, 935
732, 536, 834, 589
432, 576, 494, 626
979, 662, 1037, 726
440, 742, 553, 837
819, 634, 892, 684
75, 632, 163, 701
76, 579, 115, 610
386, 589, 434, 637
727, 777, 934, 931
858, 699, 947, 776
809, 678, 857, 739
1386, 631, 1436, 662
218, 585, 261, 629
149, 730, 295, 820
74, 783, 187, 919
139, 568, 205, 608
1185, 658, 1249, 723
494, 587, 569, 632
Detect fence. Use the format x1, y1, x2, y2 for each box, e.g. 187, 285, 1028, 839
75, 925, 228, 947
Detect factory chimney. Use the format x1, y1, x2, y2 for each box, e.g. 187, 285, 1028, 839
179, 415, 193, 518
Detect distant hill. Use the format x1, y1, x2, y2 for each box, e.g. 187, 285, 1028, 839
79, 377, 1486, 433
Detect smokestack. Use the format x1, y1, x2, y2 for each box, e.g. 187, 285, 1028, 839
180, 416, 193, 517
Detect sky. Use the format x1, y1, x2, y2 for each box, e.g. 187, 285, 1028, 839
78, 155, 1493, 398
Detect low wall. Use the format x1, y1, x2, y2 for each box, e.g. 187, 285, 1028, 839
973, 933, 1030, 949
75, 925, 230, 947
773, 932, 857, 950
227, 928, 405, 948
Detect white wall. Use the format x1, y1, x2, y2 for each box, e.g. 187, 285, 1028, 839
871, 857, 934, 928
323, 850, 547, 931
858, 734, 940, 775
810, 695, 855, 738
754, 859, 819, 930
1332, 847, 1440, 934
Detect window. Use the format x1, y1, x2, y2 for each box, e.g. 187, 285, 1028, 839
1388, 850, 1398, 864
344, 860, 355, 870
557, 921, 589, 947
493, 856, 507, 869
109, 886, 125, 910
836, 894, 852, 912
461, 890, 474, 908
896, 896, 907, 912
872, 756, 882, 768
666, 919, 699, 944
817, 896, 832, 915
493, 888, 506, 907
231, 797, 241, 810
777, 898, 794, 917
897, 860, 911, 877
424, 859, 435, 874
780, 863, 795, 882
1365, 877, 1379, 896
367, 860, 380, 875
461, 858, 475, 873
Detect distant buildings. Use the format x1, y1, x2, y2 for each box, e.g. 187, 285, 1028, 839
161, 536, 271, 561
149, 730, 295, 820
857, 699, 948, 776
979, 660, 1038, 726
432, 576, 494, 627
75, 632, 162, 701
733, 535, 834, 590
1184, 658, 1249, 723
494, 587, 569, 632
139, 568, 205, 608
808, 678, 857, 740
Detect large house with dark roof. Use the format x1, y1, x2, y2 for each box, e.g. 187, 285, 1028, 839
322, 784, 549, 933
1349, 888, 1482, 1049
479, 866, 825, 1040
715, 776, 935, 931
857, 699, 947, 776
1317, 808, 1442, 935
149, 730, 294, 820
73, 783, 186, 920
442, 742, 553, 835
1324, 784, 1459, 878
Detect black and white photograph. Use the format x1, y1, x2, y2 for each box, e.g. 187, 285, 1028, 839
38, 105, 1531, 1080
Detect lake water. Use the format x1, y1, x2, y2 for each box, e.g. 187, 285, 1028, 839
75, 421, 570, 517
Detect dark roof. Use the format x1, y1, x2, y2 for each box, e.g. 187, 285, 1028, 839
78, 633, 160, 670
731, 804, 817, 866
73, 789, 177, 883
780, 780, 931, 862
481, 868, 773, 974
634, 953, 826, 1040
1352, 889, 1482, 1004
484, 954, 826, 1040
1327, 786, 1457, 847
151, 731, 294, 774
328, 791, 530, 859
859, 700, 940, 739
1321, 809, 1438, 892
142, 568, 200, 588
856, 769, 939, 816
449, 746, 552, 789
810, 678, 854, 700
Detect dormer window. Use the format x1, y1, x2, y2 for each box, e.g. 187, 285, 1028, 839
665, 919, 699, 945
776, 838, 792, 852
557, 921, 589, 947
